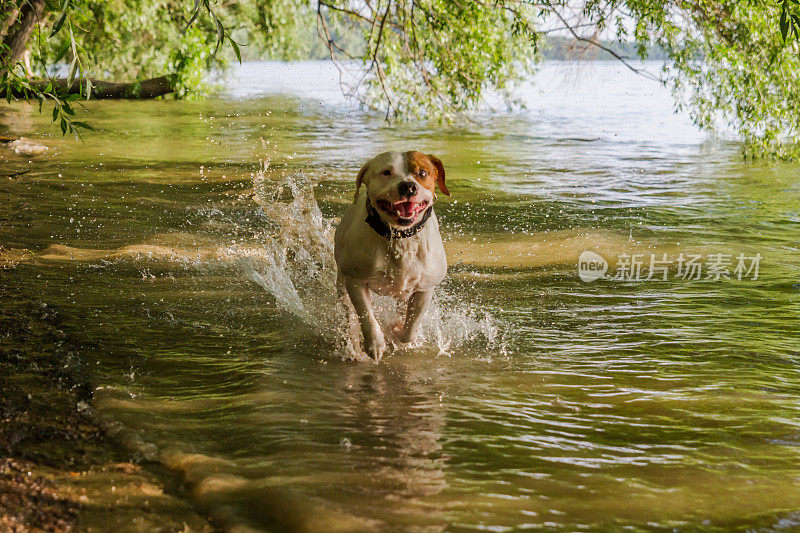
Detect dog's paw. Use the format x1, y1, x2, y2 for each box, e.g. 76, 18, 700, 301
364, 335, 386, 362
386, 323, 418, 347
396, 327, 419, 345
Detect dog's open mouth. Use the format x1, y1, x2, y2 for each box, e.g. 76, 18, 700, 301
376, 199, 429, 226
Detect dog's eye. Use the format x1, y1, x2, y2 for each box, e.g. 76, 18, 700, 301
419, 169, 428, 177
382, 169, 391, 176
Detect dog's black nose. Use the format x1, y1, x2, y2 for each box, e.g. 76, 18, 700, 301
398, 181, 417, 198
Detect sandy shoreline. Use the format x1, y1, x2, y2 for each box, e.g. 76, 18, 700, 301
0, 282, 212, 532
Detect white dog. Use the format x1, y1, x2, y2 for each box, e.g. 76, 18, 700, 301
334, 151, 450, 361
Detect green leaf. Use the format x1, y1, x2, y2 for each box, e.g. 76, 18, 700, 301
53, 42, 70, 63
781, 1, 790, 42
69, 27, 78, 65
213, 17, 225, 56
68, 57, 78, 86
52, 105, 59, 122
62, 101, 74, 115
50, 10, 68, 37
186, 0, 202, 28
71, 121, 94, 131
60, 117, 67, 135
230, 37, 242, 63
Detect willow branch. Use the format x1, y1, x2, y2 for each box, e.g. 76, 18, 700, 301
541, 3, 660, 81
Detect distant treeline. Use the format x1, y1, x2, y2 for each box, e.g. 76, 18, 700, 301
297, 35, 668, 62
539, 36, 669, 61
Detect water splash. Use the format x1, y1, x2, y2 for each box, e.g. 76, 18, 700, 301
243, 163, 505, 360
246, 165, 352, 346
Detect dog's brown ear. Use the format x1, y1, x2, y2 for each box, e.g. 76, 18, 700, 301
354, 161, 370, 201
427, 154, 449, 196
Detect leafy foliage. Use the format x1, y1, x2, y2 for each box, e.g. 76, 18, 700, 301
583, 0, 800, 159
318, 0, 539, 120
34, 0, 231, 98
1, 43, 92, 138
3, 0, 800, 157
1, 0, 308, 133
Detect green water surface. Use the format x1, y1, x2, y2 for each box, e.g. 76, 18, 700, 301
2, 69, 800, 531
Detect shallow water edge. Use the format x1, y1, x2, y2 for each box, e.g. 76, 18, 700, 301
0, 280, 212, 531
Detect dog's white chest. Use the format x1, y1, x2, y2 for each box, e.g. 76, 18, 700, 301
369, 239, 427, 298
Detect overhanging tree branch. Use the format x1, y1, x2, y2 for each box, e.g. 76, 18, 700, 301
533, 1, 661, 81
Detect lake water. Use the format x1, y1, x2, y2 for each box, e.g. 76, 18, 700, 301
2, 60, 800, 531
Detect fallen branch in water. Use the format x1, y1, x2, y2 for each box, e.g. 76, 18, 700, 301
15, 76, 174, 99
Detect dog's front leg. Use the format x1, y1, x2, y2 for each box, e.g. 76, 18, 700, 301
343, 276, 386, 361
398, 290, 433, 343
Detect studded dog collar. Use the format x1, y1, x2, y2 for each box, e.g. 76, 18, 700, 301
364, 193, 434, 239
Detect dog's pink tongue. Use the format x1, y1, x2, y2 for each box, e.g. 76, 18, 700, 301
396, 201, 415, 218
